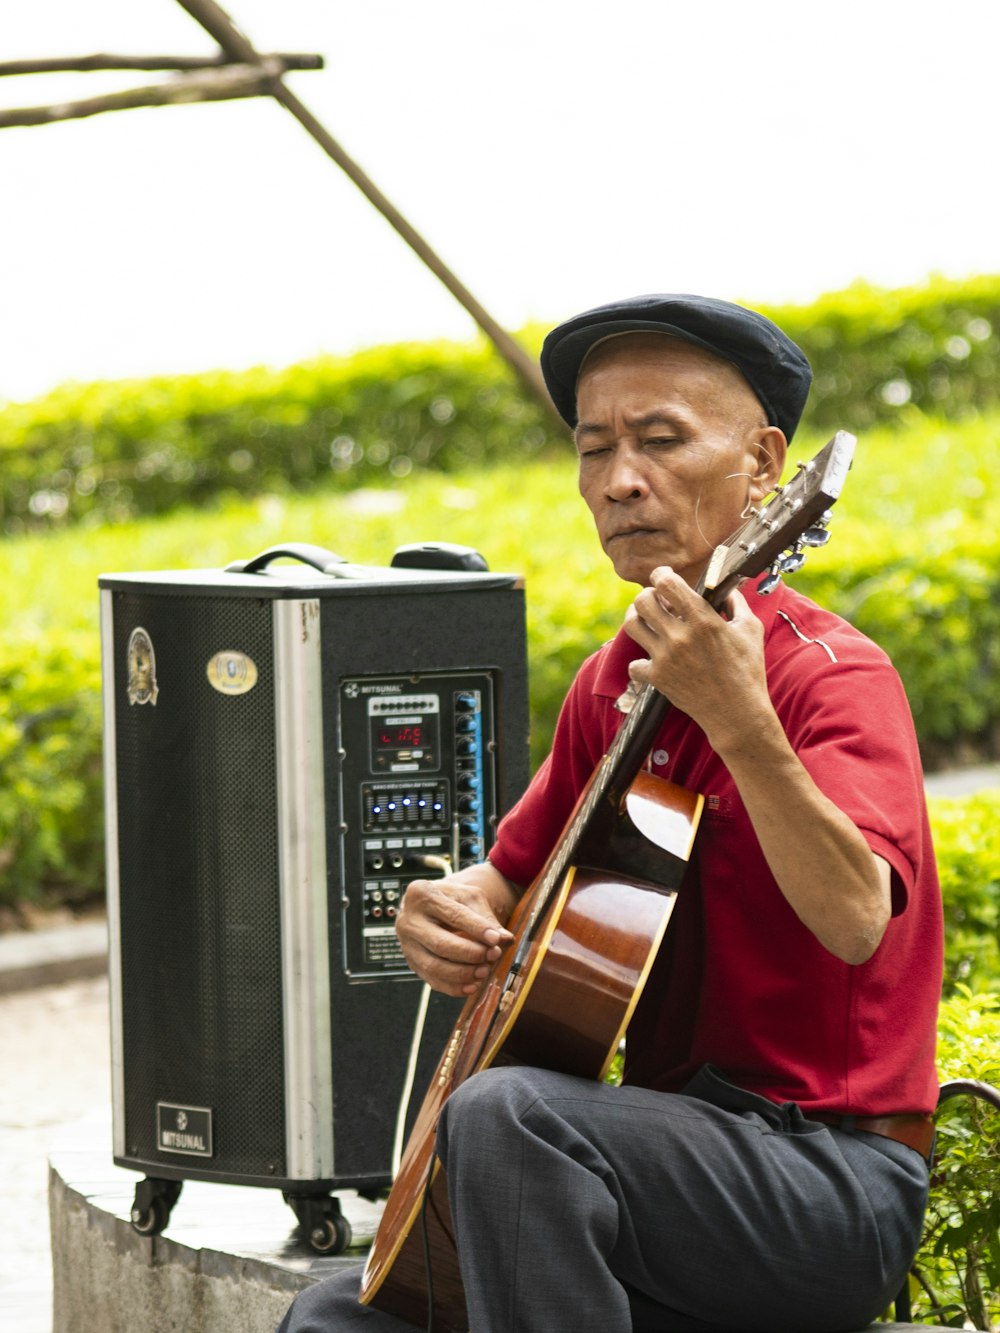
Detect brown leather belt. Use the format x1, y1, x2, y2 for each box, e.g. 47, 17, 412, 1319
807, 1111, 935, 1161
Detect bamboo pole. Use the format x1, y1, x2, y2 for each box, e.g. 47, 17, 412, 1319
0, 61, 282, 129
173, 0, 560, 423
0, 53, 323, 76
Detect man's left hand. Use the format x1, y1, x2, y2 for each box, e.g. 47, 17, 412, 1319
624, 565, 768, 753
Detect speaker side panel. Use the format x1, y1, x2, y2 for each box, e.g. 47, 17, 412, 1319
109, 588, 288, 1181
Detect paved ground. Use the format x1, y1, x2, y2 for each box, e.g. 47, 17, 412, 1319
0, 974, 111, 1332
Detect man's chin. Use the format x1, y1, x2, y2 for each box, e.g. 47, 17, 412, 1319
606, 553, 657, 587
607, 552, 704, 590
604, 533, 672, 587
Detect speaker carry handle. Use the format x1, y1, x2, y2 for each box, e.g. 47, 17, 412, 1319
224, 543, 348, 575
226, 541, 490, 576
390, 542, 488, 571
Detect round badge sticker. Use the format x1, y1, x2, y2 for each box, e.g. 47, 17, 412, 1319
206, 650, 258, 696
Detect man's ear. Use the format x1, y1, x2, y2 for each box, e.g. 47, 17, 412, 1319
749, 426, 787, 502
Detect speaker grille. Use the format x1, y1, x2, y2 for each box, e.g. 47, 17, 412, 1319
112, 590, 288, 1179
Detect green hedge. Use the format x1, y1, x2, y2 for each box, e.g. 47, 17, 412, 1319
914, 986, 1000, 1329
0, 631, 103, 909
931, 796, 1000, 992
0, 342, 545, 534
769, 273, 1000, 433
3, 274, 1000, 534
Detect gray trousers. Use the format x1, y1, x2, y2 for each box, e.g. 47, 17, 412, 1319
277, 1064, 928, 1333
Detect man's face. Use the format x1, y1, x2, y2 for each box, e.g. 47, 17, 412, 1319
574, 333, 784, 588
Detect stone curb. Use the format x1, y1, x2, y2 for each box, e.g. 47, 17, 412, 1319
0, 919, 108, 995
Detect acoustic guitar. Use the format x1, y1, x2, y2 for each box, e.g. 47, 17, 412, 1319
360, 431, 856, 1331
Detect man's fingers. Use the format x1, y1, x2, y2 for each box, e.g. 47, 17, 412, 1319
403, 877, 512, 946
394, 875, 516, 996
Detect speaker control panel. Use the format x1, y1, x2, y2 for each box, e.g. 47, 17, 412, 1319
337, 671, 500, 976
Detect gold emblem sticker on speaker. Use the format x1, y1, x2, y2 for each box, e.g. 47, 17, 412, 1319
126, 626, 159, 706
206, 650, 259, 696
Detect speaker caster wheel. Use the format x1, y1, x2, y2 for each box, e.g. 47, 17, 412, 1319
131, 1196, 169, 1235
130, 1177, 183, 1237
308, 1212, 353, 1255
284, 1193, 353, 1255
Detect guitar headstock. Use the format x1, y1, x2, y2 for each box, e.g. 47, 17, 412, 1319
703, 430, 856, 607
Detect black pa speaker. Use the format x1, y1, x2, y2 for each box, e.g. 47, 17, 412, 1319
99, 542, 530, 1250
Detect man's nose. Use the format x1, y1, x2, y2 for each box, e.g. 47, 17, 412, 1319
606, 449, 648, 501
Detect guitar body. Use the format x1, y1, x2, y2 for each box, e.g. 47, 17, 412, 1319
360, 775, 703, 1331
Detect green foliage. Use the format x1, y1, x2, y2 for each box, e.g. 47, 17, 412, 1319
0, 341, 551, 535
0, 630, 104, 907
0, 461, 605, 906
909, 988, 1000, 1330
4, 273, 1000, 535
928, 795, 1000, 995
765, 274, 1000, 435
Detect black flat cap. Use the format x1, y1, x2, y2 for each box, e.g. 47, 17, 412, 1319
540, 293, 812, 440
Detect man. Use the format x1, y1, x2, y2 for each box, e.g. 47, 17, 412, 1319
279, 295, 942, 1333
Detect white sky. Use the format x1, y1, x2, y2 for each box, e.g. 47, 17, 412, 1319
2, 0, 999, 403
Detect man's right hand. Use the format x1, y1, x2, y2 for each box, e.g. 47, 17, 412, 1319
395, 862, 519, 997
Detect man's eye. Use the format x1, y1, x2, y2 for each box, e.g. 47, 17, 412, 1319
645, 436, 679, 449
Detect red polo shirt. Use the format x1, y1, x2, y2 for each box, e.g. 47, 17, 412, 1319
489, 578, 942, 1116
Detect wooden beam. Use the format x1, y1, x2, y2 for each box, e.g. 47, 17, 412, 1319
0, 53, 323, 76
173, 0, 561, 424
0, 61, 283, 129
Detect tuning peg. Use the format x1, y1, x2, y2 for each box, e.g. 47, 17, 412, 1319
758, 559, 783, 595
781, 550, 806, 573
800, 527, 831, 548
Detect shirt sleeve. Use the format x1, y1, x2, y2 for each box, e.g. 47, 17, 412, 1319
774, 645, 929, 913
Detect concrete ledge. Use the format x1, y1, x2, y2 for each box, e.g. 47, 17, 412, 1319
0, 920, 108, 994
48, 1110, 377, 1333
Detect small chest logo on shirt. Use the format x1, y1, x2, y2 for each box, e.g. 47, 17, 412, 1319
706, 794, 737, 818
